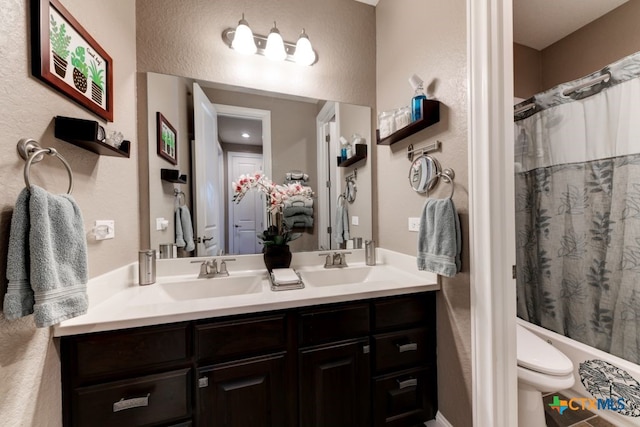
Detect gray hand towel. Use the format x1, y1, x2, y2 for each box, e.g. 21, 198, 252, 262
417, 198, 462, 277
3, 188, 34, 319
179, 205, 195, 252
175, 207, 186, 248
3, 186, 89, 327
333, 198, 350, 244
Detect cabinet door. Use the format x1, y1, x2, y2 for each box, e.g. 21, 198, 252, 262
197, 353, 290, 427
299, 339, 370, 427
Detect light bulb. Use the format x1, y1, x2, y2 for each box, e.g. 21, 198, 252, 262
294, 29, 316, 66
231, 14, 257, 55
265, 22, 287, 61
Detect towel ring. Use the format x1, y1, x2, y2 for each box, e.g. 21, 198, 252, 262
18, 139, 74, 194
426, 168, 455, 199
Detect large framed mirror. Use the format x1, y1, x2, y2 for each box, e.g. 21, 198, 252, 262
140, 72, 372, 257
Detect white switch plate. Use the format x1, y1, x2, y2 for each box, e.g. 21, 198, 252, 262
351, 216, 359, 226
156, 217, 169, 231
95, 220, 115, 240
408, 217, 421, 232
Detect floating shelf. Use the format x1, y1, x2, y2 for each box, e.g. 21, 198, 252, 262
161, 169, 188, 184
337, 144, 367, 167
376, 99, 440, 146
54, 116, 130, 157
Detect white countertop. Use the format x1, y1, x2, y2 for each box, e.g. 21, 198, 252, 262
54, 248, 439, 337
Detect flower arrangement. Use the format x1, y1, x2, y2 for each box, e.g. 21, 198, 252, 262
233, 172, 314, 247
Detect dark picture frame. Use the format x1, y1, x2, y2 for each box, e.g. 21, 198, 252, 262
157, 112, 178, 165
31, 0, 114, 121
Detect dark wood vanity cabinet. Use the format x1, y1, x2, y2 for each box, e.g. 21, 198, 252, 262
60, 292, 436, 427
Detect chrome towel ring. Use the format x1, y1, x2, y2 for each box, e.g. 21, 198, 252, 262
17, 138, 74, 194
426, 168, 456, 199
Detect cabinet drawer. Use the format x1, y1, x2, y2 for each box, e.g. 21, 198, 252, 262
299, 303, 370, 347
374, 367, 437, 427
373, 294, 434, 331
374, 328, 433, 373
67, 323, 190, 382
196, 314, 287, 363
72, 368, 191, 427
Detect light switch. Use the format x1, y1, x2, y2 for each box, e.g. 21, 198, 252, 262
351, 216, 359, 226
94, 220, 115, 240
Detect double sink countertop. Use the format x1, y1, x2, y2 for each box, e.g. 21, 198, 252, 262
54, 248, 439, 337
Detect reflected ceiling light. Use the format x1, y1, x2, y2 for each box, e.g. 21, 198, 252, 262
222, 16, 317, 66
293, 29, 316, 66
230, 14, 257, 55
265, 22, 287, 61
241, 132, 250, 138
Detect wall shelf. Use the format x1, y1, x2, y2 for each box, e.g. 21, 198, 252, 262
161, 169, 188, 184
376, 99, 440, 146
54, 116, 130, 157
337, 144, 367, 167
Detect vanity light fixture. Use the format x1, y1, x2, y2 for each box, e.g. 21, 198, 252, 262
265, 22, 287, 61
222, 15, 317, 66
230, 14, 257, 55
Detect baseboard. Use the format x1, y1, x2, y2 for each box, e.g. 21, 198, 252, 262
424, 411, 454, 427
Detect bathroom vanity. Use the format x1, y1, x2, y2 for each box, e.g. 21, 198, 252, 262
55, 249, 439, 427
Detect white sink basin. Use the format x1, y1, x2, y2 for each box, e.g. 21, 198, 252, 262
160, 275, 263, 300
127, 274, 264, 305
298, 265, 419, 287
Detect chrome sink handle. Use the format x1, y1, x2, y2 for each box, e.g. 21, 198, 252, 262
318, 253, 332, 268
191, 260, 211, 279
217, 258, 236, 277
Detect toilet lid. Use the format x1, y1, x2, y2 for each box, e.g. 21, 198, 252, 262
516, 324, 573, 376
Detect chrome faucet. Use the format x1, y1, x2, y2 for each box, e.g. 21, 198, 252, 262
191, 258, 236, 278
319, 251, 351, 268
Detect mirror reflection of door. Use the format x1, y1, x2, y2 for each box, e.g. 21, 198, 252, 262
192, 82, 223, 257
228, 153, 263, 254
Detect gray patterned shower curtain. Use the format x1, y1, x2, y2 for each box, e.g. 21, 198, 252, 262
514, 51, 640, 365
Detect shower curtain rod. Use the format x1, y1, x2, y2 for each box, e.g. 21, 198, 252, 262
514, 72, 612, 117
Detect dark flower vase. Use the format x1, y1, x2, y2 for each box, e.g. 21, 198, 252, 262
263, 245, 292, 272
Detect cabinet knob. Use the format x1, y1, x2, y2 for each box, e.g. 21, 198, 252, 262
199, 376, 209, 388
396, 342, 418, 353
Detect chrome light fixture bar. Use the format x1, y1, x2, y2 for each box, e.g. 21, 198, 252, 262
222, 16, 317, 66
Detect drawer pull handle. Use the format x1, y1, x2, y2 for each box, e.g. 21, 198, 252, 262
397, 378, 418, 389
396, 342, 418, 352
113, 394, 150, 412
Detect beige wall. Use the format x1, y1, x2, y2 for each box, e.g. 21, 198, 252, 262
514, 43, 542, 99
514, 1, 640, 97
136, 0, 376, 108
376, 0, 471, 425
0, 0, 137, 424
143, 73, 193, 254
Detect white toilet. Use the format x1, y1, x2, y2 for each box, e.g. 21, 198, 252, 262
517, 323, 575, 427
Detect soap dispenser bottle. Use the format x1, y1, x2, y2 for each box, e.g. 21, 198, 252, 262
409, 74, 427, 122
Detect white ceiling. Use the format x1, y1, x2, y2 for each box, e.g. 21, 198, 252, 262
218, 116, 262, 146
513, 0, 628, 50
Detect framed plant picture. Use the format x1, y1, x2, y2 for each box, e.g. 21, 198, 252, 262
31, 0, 113, 121
157, 112, 178, 165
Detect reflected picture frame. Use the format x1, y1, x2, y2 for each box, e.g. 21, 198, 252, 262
157, 112, 177, 165
31, 0, 114, 121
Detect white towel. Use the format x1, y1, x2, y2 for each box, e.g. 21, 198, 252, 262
3, 186, 88, 327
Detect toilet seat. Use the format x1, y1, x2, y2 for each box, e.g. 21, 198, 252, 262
516, 324, 573, 376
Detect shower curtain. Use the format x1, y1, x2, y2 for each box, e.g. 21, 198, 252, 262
514, 51, 640, 365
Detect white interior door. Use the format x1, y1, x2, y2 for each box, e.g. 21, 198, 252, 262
193, 82, 222, 257
228, 152, 263, 254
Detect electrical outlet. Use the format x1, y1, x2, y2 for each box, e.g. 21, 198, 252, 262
94, 220, 115, 240
408, 217, 421, 232
351, 216, 359, 226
